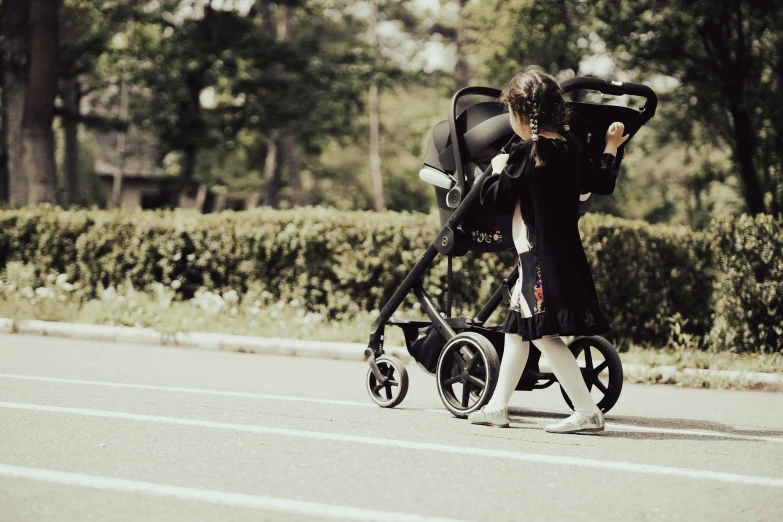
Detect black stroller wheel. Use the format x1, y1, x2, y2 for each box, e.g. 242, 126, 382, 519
560, 335, 623, 413
436, 332, 500, 418
366, 355, 409, 408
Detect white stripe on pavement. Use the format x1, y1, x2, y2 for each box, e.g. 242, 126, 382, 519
0, 373, 374, 408
2, 401, 782, 489
607, 423, 783, 444
0, 464, 470, 522
2, 373, 781, 444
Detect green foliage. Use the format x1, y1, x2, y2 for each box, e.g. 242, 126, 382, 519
0, 206, 506, 320
132, 6, 257, 156
579, 214, 714, 348
1, 207, 780, 352
709, 214, 783, 353
315, 84, 447, 213
468, 0, 591, 81
594, 0, 783, 215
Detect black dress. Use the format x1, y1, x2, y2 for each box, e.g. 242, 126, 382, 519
479, 137, 620, 341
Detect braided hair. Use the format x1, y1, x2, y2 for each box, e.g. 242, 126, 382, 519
500, 66, 574, 167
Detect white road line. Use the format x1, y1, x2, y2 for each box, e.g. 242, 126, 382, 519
2, 373, 782, 443
608, 423, 783, 443
1, 401, 782, 489
0, 373, 374, 408
0, 464, 470, 522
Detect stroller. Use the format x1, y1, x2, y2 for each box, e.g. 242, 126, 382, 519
364, 77, 657, 417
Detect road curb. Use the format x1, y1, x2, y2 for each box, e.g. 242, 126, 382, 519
6, 318, 411, 363
3, 318, 781, 386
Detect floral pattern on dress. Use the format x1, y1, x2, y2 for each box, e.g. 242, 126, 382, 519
534, 262, 545, 314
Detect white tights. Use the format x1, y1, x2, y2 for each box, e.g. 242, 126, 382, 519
486, 333, 600, 415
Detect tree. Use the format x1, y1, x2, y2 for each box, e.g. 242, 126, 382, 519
595, 0, 783, 215
254, 0, 282, 208
367, 0, 384, 211
1, 0, 30, 205
426, 0, 472, 89
132, 2, 253, 207
468, 0, 589, 81
264, 2, 307, 207
22, 0, 59, 204
58, 0, 135, 207
231, 0, 376, 208
454, 0, 469, 89
360, 0, 423, 211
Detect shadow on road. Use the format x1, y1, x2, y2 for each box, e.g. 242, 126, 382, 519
508, 408, 783, 442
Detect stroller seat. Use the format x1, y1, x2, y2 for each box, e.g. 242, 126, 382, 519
421, 102, 515, 255
423, 102, 510, 175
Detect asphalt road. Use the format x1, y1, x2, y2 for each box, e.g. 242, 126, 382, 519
1, 334, 782, 522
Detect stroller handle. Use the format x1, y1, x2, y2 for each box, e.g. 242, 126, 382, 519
561, 77, 658, 122
447, 87, 503, 208
446, 79, 657, 208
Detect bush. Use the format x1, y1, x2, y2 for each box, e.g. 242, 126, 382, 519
0, 206, 779, 352
579, 214, 714, 349
710, 214, 783, 353
0, 207, 514, 321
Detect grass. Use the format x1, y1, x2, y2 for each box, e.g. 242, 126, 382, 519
0, 261, 780, 391
619, 344, 783, 375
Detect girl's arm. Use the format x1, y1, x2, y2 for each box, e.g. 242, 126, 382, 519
480, 140, 532, 211
580, 153, 620, 195
580, 122, 629, 195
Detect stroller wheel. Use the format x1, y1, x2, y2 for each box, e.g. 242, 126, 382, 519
366, 355, 409, 408
436, 332, 500, 418
560, 335, 623, 413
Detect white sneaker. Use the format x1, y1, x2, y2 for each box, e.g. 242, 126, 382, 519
467, 406, 510, 428
544, 411, 605, 434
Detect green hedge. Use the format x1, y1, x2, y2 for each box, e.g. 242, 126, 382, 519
0, 206, 779, 352
709, 215, 783, 353
579, 215, 714, 348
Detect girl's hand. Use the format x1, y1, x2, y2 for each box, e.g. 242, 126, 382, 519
604, 122, 630, 155
491, 153, 510, 174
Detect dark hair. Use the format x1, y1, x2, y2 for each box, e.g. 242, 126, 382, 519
500, 66, 575, 166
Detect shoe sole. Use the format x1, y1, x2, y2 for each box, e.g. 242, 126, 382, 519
469, 421, 510, 428
545, 426, 605, 434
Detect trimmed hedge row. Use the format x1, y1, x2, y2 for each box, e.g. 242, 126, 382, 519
709, 215, 783, 353
0, 206, 779, 352
579, 215, 714, 348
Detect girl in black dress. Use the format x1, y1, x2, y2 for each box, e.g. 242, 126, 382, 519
467, 66, 629, 434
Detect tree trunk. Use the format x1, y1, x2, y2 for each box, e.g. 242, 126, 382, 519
63, 76, 81, 207
280, 133, 306, 206
730, 103, 766, 214
111, 21, 134, 208
262, 135, 280, 207
255, 0, 279, 208
170, 144, 197, 208
367, 0, 385, 212
255, 0, 276, 39
1, 0, 29, 206
454, 0, 470, 90
368, 83, 385, 212
22, 0, 59, 205
0, 100, 6, 203
683, 181, 693, 229
276, 6, 307, 206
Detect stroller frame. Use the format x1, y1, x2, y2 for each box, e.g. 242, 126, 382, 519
365, 78, 657, 415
